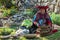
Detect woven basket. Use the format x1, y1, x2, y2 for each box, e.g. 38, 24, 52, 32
39, 26, 52, 36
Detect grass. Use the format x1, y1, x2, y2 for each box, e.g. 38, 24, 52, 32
0, 27, 60, 40
39, 30, 60, 40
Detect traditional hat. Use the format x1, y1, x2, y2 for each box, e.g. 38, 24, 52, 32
36, 5, 49, 10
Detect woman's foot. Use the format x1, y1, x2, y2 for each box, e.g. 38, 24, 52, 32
36, 34, 40, 38
36, 31, 40, 38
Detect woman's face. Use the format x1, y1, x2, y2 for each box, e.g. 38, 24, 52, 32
39, 9, 45, 14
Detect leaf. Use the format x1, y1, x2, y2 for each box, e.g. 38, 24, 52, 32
21, 19, 32, 28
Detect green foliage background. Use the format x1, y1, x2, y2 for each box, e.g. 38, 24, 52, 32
50, 13, 60, 25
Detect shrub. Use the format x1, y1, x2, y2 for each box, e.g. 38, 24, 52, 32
19, 36, 27, 40
0, 27, 15, 35
3, 9, 9, 17
24, 9, 36, 18
2, 8, 17, 17
50, 13, 60, 25
10, 8, 17, 16
21, 19, 33, 28
50, 13, 56, 23
0, 0, 13, 8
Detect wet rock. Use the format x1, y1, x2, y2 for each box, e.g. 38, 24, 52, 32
10, 13, 30, 25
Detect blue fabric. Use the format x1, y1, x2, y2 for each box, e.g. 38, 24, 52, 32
39, 19, 44, 26
33, 15, 36, 22
49, 17, 52, 22
33, 15, 44, 26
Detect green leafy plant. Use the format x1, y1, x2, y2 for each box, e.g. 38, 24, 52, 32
19, 36, 27, 40
0, 27, 15, 35
0, 0, 13, 8
3, 9, 9, 17
50, 13, 56, 23
21, 19, 33, 28
10, 8, 17, 15
2, 8, 17, 17
50, 13, 60, 25
24, 9, 34, 18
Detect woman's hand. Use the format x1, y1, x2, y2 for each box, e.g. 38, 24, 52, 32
34, 22, 40, 26
34, 22, 37, 25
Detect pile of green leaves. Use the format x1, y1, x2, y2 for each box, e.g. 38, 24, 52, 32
21, 19, 33, 28
0, 27, 15, 35
50, 13, 60, 25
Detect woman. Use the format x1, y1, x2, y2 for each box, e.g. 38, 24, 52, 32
29, 6, 57, 37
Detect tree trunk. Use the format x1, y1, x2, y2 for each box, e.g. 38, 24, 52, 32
54, 0, 60, 14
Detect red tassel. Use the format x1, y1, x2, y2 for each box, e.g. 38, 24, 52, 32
52, 29, 58, 34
